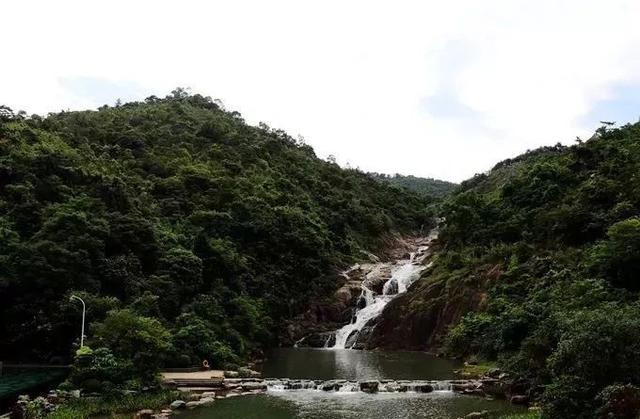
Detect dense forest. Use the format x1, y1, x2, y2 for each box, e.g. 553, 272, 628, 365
377, 122, 640, 418
0, 91, 432, 388
370, 173, 457, 198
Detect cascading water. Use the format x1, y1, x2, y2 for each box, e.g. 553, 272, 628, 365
263, 378, 456, 393
330, 232, 437, 349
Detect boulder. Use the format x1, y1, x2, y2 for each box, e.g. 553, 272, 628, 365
320, 381, 339, 391
185, 401, 202, 409
169, 400, 186, 410
296, 332, 335, 348
286, 381, 303, 390
359, 380, 379, 393
383, 278, 398, 295
351, 318, 378, 349
136, 409, 154, 418
413, 383, 434, 393
510, 395, 529, 405
362, 264, 392, 294
241, 382, 267, 391
344, 330, 359, 349
224, 370, 239, 378
381, 382, 399, 392
479, 378, 506, 398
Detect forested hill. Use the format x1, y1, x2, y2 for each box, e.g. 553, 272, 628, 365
0, 90, 431, 371
370, 173, 457, 198
374, 122, 640, 418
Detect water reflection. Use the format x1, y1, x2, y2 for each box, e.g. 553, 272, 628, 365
181, 349, 523, 419
334, 349, 382, 380
181, 393, 525, 419
260, 348, 461, 380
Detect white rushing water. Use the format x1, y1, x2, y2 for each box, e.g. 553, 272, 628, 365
331, 233, 436, 349
264, 378, 455, 393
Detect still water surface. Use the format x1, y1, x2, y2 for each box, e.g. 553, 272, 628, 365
180, 349, 524, 419
259, 348, 460, 380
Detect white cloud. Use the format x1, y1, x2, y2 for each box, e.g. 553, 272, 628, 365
3, 0, 640, 181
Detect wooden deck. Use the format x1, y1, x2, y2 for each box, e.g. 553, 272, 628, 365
161, 370, 226, 389
161, 370, 224, 380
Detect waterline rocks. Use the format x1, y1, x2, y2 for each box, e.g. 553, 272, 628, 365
263, 378, 472, 394
294, 331, 336, 348
165, 375, 489, 396
359, 380, 379, 393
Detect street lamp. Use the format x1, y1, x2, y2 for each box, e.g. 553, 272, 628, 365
70, 295, 86, 348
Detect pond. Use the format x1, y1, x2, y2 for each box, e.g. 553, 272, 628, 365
179, 348, 524, 419
258, 348, 461, 380
0, 365, 68, 411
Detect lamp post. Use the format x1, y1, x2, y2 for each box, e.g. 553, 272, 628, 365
70, 295, 86, 348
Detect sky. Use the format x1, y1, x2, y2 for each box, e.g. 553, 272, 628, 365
3, 1, 640, 182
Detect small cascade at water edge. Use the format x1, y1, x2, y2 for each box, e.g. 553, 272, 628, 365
328, 230, 437, 349
263, 378, 456, 394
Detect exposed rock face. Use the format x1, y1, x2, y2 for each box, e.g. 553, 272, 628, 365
365, 262, 495, 350
344, 330, 359, 349
284, 233, 445, 347
335, 280, 364, 308
349, 317, 378, 349
361, 264, 392, 294
295, 331, 336, 348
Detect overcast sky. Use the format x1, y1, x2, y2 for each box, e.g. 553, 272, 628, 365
4, 1, 640, 182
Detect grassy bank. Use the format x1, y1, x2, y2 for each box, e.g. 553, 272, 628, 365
46, 391, 178, 419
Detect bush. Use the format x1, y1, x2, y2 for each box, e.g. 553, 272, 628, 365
596, 384, 640, 419
70, 347, 134, 391
588, 218, 640, 291
541, 305, 640, 418
91, 309, 173, 384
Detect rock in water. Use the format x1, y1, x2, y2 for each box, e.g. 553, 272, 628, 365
359, 380, 379, 393
296, 331, 336, 348
383, 278, 398, 295
414, 383, 434, 393
344, 330, 359, 348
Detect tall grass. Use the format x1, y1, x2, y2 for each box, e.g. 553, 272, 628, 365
47, 391, 178, 418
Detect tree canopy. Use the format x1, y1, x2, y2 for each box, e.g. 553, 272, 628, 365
426, 122, 640, 418
0, 91, 431, 372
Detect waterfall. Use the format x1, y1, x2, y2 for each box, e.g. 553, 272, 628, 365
329, 232, 437, 349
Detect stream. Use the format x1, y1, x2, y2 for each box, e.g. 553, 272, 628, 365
180, 349, 523, 419
180, 235, 523, 418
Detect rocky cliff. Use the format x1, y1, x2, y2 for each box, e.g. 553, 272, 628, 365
365, 248, 502, 351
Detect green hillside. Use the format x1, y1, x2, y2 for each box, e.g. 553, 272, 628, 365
0, 90, 431, 380
374, 123, 640, 417
370, 173, 457, 198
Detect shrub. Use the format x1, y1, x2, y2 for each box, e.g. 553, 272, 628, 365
588, 218, 640, 291
91, 309, 173, 384
542, 305, 640, 418
595, 384, 640, 419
